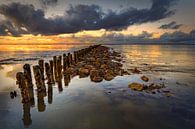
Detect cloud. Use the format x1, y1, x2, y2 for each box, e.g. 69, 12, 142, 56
159, 21, 182, 29
39, 0, 58, 8
0, 20, 23, 36
160, 29, 195, 42
0, 0, 177, 35
75, 31, 155, 44
103, 31, 153, 40
75, 30, 195, 44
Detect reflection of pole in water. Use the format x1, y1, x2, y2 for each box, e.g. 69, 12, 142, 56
48, 84, 53, 104
57, 77, 63, 92
63, 53, 67, 73
22, 102, 32, 127
64, 74, 71, 86
67, 53, 70, 67
28, 88, 35, 106
37, 92, 46, 112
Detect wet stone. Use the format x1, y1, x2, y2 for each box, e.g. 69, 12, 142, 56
141, 75, 149, 82
128, 83, 144, 91
91, 76, 103, 82
104, 73, 114, 81
79, 68, 89, 78
131, 67, 141, 74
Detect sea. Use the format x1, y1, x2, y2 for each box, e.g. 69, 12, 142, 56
0, 44, 195, 129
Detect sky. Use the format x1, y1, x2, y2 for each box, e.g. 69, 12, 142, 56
0, 0, 194, 44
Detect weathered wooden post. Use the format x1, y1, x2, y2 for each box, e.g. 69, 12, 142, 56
33, 65, 45, 92
45, 62, 52, 84
49, 60, 55, 83
53, 56, 57, 81
73, 51, 77, 64
67, 53, 70, 67
16, 72, 25, 88
16, 72, 30, 103
56, 56, 62, 81
23, 64, 33, 87
38, 60, 44, 81
59, 55, 62, 64
63, 53, 66, 73
70, 53, 73, 65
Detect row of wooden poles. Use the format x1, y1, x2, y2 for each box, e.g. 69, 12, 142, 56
16, 45, 101, 103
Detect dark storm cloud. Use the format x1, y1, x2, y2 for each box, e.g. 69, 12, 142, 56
0, 0, 177, 35
85, 30, 195, 44
160, 29, 195, 42
104, 31, 153, 40
0, 20, 22, 36
77, 31, 156, 44
39, 0, 58, 8
159, 21, 182, 29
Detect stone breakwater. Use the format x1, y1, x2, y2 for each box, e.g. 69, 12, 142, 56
15, 45, 129, 103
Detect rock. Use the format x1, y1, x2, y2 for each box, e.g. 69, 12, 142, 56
112, 51, 121, 57
76, 61, 85, 68
105, 69, 114, 75
79, 68, 89, 78
141, 75, 149, 82
89, 69, 103, 82
65, 67, 75, 75
121, 70, 130, 75
94, 61, 101, 68
98, 69, 106, 77
116, 58, 122, 62
128, 83, 144, 91
104, 74, 114, 81
142, 63, 148, 66
13, 91, 17, 97
176, 81, 188, 86
162, 90, 170, 93
164, 93, 173, 97
131, 67, 141, 74
148, 84, 160, 90
90, 69, 99, 79
87, 57, 96, 62
10, 92, 14, 99
91, 76, 103, 82
84, 65, 94, 70
100, 64, 108, 69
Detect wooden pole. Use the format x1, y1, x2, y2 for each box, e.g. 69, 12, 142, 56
33, 65, 45, 92
49, 60, 55, 83
23, 64, 33, 88
38, 60, 44, 81
16, 72, 30, 103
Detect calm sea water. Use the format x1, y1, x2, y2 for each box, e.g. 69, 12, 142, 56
0, 45, 195, 129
